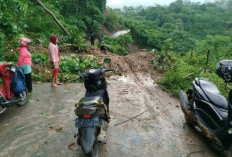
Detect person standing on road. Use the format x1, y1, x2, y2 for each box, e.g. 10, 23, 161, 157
18, 37, 33, 93
48, 35, 62, 87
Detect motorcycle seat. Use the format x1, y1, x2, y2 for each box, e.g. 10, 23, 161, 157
79, 95, 104, 106
199, 79, 228, 110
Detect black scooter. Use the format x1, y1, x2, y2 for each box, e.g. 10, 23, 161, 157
179, 60, 232, 153
74, 68, 112, 157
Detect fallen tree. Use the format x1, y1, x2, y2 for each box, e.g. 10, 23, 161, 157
36, 0, 69, 35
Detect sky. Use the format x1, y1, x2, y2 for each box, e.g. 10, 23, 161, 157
107, 0, 215, 8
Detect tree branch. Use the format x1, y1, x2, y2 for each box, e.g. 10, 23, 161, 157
36, 0, 69, 35
114, 109, 149, 126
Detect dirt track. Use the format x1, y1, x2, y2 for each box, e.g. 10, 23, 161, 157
0, 51, 218, 157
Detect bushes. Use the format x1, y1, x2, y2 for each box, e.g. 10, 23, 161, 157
59, 26, 88, 52
159, 51, 230, 97
150, 33, 232, 97
32, 53, 101, 82
102, 35, 133, 55
0, 51, 18, 62
0, 0, 107, 53
111, 45, 128, 56
160, 59, 202, 96
60, 56, 100, 82
151, 51, 177, 73
32, 53, 49, 66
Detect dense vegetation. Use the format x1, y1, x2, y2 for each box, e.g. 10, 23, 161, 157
0, 0, 108, 82
117, 0, 232, 96
2, 0, 232, 97
0, 0, 108, 55
0, 0, 130, 71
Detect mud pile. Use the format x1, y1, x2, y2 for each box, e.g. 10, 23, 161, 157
95, 51, 156, 75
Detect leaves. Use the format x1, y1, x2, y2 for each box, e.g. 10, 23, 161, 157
0, 0, 107, 53
102, 35, 133, 55
32, 54, 101, 82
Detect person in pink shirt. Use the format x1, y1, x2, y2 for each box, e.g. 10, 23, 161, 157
48, 35, 62, 87
18, 37, 32, 93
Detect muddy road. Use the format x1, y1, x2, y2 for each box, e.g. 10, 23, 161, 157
0, 72, 218, 157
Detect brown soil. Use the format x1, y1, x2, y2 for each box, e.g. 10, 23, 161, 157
126, 43, 141, 53
88, 50, 156, 75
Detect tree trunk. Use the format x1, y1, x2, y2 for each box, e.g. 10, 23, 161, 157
36, 0, 69, 35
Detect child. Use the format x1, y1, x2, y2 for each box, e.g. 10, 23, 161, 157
18, 37, 32, 93
48, 35, 62, 87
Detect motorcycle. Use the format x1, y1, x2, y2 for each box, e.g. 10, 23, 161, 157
74, 68, 112, 157
0, 62, 28, 114
179, 60, 232, 153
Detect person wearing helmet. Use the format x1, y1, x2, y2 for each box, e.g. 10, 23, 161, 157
48, 35, 62, 87
18, 37, 32, 93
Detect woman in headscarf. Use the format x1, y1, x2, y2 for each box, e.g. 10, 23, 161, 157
18, 37, 32, 93
48, 35, 62, 87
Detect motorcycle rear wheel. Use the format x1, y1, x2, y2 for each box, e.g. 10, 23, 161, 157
86, 142, 99, 157
17, 89, 29, 106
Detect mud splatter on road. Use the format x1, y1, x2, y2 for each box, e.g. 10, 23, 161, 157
103, 74, 217, 157
0, 73, 218, 157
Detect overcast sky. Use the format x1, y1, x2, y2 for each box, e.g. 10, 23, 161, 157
107, 0, 215, 8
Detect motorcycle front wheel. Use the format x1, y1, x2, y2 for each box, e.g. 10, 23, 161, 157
17, 89, 29, 106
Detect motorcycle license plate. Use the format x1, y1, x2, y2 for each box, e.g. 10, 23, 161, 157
75, 117, 100, 128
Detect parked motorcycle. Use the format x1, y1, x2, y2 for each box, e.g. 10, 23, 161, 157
179, 60, 232, 153
0, 62, 28, 114
74, 68, 112, 157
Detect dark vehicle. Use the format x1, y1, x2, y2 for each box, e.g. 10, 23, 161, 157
179, 60, 232, 154
0, 62, 28, 114
74, 68, 112, 157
